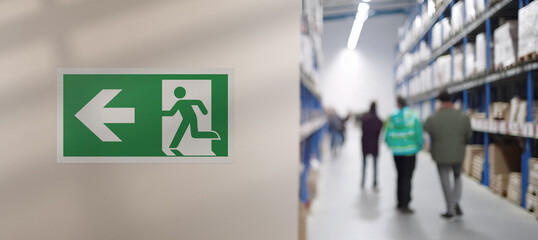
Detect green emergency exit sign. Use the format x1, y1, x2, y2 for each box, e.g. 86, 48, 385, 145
57, 69, 233, 163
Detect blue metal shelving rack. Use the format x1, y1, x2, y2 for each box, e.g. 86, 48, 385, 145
394, 0, 538, 209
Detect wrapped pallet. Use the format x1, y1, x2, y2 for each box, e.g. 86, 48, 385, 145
518, 0, 538, 59
454, 49, 464, 82
475, 0, 486, 15
464, 145, 485, 175
432, 22, 443, 49
507, 172, 522, 205
476, 33, 487, 73
488, 144, 522, 185
494, 20, 518, 69
434, 55, 452, 87
472, 154, 485, 181
442, 18, 451, 41
465, 0, 476, 22
465, 43, 476, 77
451, 2, 464, 35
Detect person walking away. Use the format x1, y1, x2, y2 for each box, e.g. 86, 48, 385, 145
423, 90, 472, 220
360, 102, 383, 190
385, 96, 423, 213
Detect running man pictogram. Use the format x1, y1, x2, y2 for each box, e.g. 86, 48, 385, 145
162, 86, 219, 156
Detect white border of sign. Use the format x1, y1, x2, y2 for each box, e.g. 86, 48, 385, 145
57, 68, 234, 163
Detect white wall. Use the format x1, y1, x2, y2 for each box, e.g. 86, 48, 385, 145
320, 15, 405, 120
0, 1, 299, 240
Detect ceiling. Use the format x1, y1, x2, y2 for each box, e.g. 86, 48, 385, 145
323, 0, 417, 20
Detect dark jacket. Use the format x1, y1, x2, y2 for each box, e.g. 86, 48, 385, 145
361, 111, 383, 156
423, 107, 472, 165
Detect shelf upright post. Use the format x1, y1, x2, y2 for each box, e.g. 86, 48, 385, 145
420, 101, 424, 121
431, 97, 436, 114
522, 69, 534, 208
450, 1, 455, 85
429, 27, 435, 92
462, 0, 468, 113
482, 0, 491, 187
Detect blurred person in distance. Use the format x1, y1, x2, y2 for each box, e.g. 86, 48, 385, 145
327, 108, 349, 157
385, 96, 423, 214
359, 102, 383, 190
423, 90, 472, 220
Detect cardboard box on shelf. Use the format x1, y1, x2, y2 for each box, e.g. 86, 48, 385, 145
471, 154, 484, 181
526, 193, 538, 212
489, 102, 510, 120
507, 172, 522, 205
509, 97, 521, 122
489, 144, 522, 184
494, 20, 518, 69
529, 158, 538, 188
491, 173, 509, 197
464, 145, 485, 175
517, 101, 528, 123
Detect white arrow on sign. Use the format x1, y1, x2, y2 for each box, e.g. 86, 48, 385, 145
75, 89, 135, 142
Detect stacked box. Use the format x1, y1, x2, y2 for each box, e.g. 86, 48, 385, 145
476, 33, 487, 73
491, 174, 509, 196
494, 21, 518, 69
518, 1, 538, 59
472, 154, 485, 181
464, 145, 485, 175
489, 144, 522, 184
507, 172, 522, 205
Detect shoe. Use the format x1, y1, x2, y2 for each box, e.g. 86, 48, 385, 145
398, 207, 415, 214
455, 203, 463, 217
373, 186, 380, 192
440, 213, 455, 220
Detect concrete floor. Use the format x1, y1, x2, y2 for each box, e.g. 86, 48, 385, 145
308, 126, 538, 240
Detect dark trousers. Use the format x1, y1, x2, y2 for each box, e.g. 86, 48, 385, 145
394, 155, 416, 208
361, 154, 378, 187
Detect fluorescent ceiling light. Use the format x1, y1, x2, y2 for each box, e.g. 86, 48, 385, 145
347, 3, 370, 49
363, 0, 371, 2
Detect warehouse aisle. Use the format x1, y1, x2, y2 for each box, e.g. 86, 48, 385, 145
308, 126, 538, 240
